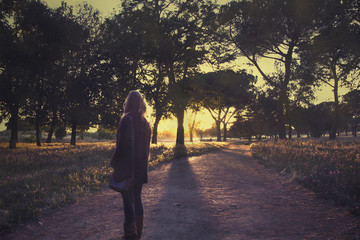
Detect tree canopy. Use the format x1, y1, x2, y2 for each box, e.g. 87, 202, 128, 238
0, 0, 359, 148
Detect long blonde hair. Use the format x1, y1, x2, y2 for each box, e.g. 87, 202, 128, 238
123, 90, 147, 116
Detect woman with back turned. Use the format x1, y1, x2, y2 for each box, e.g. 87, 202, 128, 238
110, 90, 151, 240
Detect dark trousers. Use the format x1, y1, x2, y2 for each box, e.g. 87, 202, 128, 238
121, 184, 144, 224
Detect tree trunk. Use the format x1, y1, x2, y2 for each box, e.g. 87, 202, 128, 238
9, 104, 19, 149
223, 122, 227, 141
216, 120, 221, 141
278, 91, 287, 140
329, 69, 339, 140
152, 115, 161, 144
35, 113, 41, 146
288, 124, 292, 140
46, 110, 57, 143
176, 110, 185, 145
188, 114, 196, 143
277, 43, 294, 140
354, 118, 358, 137
70, 120, 77, 145
46, 126, 54, 143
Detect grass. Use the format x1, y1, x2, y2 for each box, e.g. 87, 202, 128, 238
250, 139, 360, 214
0, 141, 228, 232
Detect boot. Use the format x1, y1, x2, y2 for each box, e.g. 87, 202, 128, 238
123, 222, 137, 240
135, 216, 144, 239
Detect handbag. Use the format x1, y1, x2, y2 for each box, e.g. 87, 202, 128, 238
109, 116, 134, 193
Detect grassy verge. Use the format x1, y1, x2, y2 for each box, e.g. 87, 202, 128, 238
250, 140, 360, 214
0, 141, 227, 232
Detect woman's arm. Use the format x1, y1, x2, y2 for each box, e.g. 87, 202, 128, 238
110, 115, 132, 169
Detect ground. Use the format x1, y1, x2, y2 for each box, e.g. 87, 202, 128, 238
4, 144, 360, 239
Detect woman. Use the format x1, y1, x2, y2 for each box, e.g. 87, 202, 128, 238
110, 90, 151, 240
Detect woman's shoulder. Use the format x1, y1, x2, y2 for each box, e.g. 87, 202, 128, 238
122, 112, 149, 127
120, 113, 133, 126
141, 115, 150, 126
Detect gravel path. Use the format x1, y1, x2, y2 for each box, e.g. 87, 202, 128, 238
4, 144, 360, 239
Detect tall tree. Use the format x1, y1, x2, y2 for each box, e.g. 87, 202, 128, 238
57, 3, 102, 145
142, 72, 171, 144
302, 1, 360, 139
17, 1, 76, 146
220, 0, 323, 139
144, 0, 216, 145
105, 0, 218, 145
0, 0, 32, 148
96, 2, 145, 131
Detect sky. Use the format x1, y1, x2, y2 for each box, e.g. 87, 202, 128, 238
0, 0, 342, 134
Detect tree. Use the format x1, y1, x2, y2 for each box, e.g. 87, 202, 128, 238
122, 1, 172, 144
57, 3, 102, 145
0, 0, 33, 148
302, 1, 360, 139
287, 106, 308, 138
102, 0, 218, 145
143, 75, 171, 144
343, 89, 360, 137
220, 0, 324, 139
305, 103, 333, 138
231, 91, 278, 140
96, 1, 150, 132
197, 70, 255, 141
16, 1, 76, 146
186, 103, 201, 142
143, 0, 216, 145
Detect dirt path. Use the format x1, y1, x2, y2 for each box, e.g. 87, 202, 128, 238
4, 144, 360, 239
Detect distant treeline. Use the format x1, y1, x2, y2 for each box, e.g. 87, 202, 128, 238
0, 0, 359, 148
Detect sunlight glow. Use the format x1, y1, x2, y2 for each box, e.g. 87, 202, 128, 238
0, 0, 336, 135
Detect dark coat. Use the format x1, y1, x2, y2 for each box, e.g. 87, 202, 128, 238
110, 112, 151, 185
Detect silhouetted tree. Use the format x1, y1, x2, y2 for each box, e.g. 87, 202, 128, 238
197, 70, 255, 141
17, 1, 77, 146
301, 1, 360, 139
232, 91, 278, 140
57, 3, 102, 145
305, 103, 333, 138
343, 89, 360, 137
130, 0, 217, 145
0, 0, 34, 148
220, 0, 325, 139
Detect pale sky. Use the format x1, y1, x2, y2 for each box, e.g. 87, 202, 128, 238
45, 0, 121, 17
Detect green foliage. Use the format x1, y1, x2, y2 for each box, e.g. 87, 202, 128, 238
0, 142, 227, 232
250, 140, 360, 214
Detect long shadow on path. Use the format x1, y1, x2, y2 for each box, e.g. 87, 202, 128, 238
142, 154, 222, 240
144, 144, 360, 239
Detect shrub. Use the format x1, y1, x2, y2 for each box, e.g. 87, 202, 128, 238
55, 127, 67, 140
96, 128, 115, 140
250, 140, 360, 214
23, 135, 36, 143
